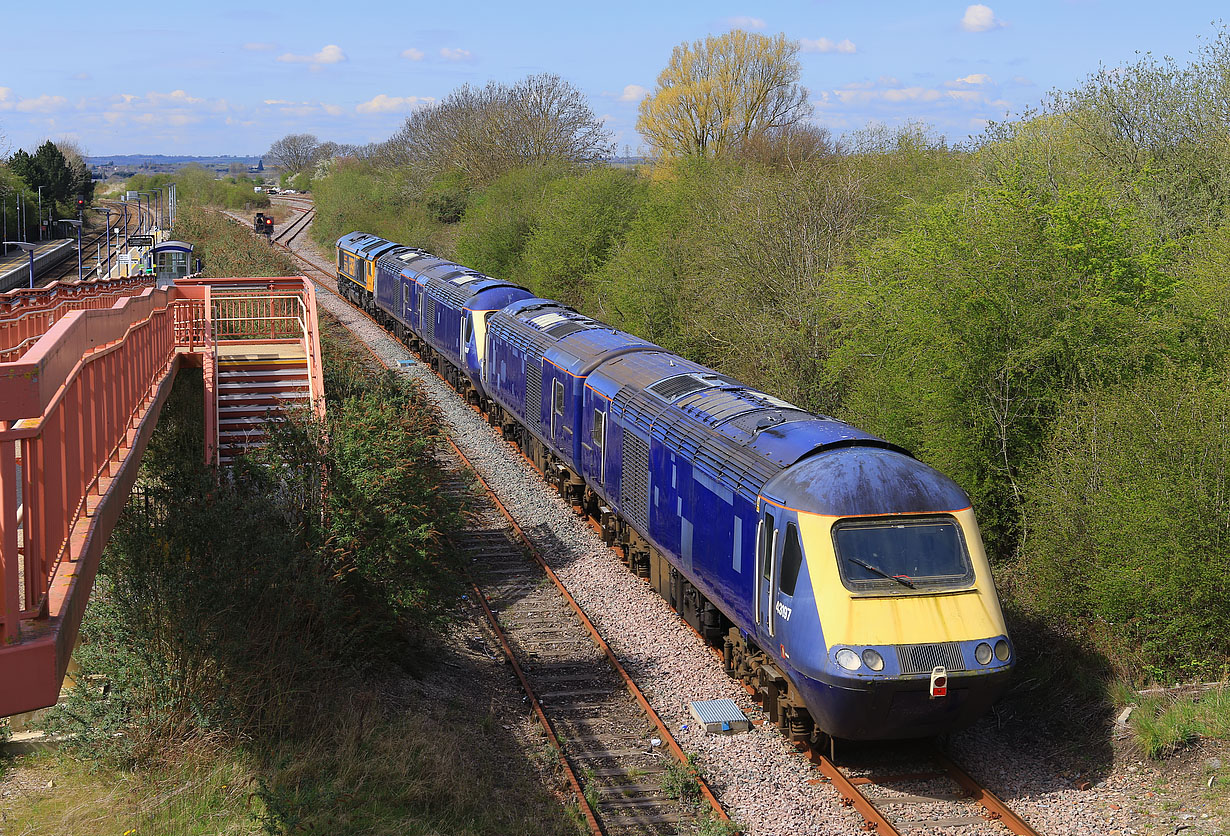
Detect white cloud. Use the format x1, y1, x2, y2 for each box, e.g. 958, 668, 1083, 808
401, 48, 425, 61
356, 94, 431, 114
439, 47, 473, 61
0, 87, 11, 110
725, 16, 765, 29
243, 42, 276, 51
148, 89, 205, 106
948, 73, 992, 86
15, 94, 69, 113
882, 87, 942, 103
617, 84, 648, 102
945, 90, 985, 103
277, 44, 347, 65
801, 37, 856, 54
961, 5, 1001, 32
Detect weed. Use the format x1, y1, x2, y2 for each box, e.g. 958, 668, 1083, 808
580, 766, 600, 811
695, 814, 746, 836
661, 752, 702, 801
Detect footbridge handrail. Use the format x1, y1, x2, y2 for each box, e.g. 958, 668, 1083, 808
0, 275, 323, 717
0, 275, 155, 363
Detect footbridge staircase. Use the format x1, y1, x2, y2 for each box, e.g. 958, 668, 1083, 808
0, 275, 325, 716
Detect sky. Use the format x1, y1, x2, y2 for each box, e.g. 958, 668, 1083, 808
1, 1, 1226, 157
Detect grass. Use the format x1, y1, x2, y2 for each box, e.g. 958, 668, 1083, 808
1128, 686, 1230, 758
0, 749, 261, 836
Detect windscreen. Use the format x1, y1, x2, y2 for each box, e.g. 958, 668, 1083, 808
833, 517, 973, 591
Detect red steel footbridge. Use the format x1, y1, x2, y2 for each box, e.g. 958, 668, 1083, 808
0, 274, 326, 716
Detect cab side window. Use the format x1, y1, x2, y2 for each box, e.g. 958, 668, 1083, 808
551, 380, 564, 434
780, 523, 803, 596
592, 409, 606, 479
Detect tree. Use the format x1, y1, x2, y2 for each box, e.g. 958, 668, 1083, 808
56, 140, 94, 204
384, 73, 612, 186
7, 141, 75, 207
637, 30, 812, 159
266, 133, 322, 174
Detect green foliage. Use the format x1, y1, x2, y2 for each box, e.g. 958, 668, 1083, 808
43, 371, 397, 760
139, 165, 270, 212
318, 369, 461, 616
521, 166, 646, 305
659, 753, 702, 801
310, 160, 449, 254
1017, 367, 1230, 679
0, 164, 40, 240
422, 171, 470, 224
6, 140, 92, 217
453, 163, 573, 281
830, 177, 1178, 554
170, 204, 295, 276
1129, 689, 1230, 758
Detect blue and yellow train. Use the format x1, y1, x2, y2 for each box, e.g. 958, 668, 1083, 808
337, 231, 1014, 743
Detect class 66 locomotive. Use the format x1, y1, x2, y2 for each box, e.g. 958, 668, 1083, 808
336, 231, 1014, 745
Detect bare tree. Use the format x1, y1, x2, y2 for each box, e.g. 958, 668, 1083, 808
266, 133, 322, 174
383, 73, 612, 185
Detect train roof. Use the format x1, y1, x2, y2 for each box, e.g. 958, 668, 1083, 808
761, 446, 971, 517
337, 231, 401, 260
591, 348, 906, 504
493, 300, 661, 376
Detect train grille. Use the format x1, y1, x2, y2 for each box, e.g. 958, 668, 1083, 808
896, 643, 965, 675
621, 429, 650, 532
526, 358, 542, 423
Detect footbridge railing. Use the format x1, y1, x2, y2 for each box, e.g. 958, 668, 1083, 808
0, 275, 155, 363
0, 276, 324, 717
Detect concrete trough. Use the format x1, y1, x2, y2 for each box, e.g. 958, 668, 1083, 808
688, 698, 750, 734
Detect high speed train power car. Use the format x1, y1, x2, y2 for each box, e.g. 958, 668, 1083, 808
337, 231, 1014, 744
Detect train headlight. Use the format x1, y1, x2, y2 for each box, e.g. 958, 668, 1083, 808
835, 648, 861, 671
994, 639, 1011, 662
975, 642, 993, 665
861, 649, 885, 671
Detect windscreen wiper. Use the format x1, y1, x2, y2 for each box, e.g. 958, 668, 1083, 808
850, 557, 916, 589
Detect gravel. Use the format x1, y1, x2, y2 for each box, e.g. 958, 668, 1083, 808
282, 218, 1224, 836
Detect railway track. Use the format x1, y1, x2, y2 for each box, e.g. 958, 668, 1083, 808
299, 237, 732, 834
255, 212, 1044, 836
270, 196, 315, 247
42, 199, 141, 285
442, 447, 729, 835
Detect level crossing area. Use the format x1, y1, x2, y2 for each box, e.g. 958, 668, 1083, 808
0, 272, 325, 716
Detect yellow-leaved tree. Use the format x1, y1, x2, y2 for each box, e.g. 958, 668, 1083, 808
637, 30, 812, 159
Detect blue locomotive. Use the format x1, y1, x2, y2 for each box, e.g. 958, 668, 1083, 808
337, 232, 1014, 743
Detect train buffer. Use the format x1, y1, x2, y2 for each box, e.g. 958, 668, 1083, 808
0, 275, 325, 717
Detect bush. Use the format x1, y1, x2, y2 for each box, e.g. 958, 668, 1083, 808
829, 177, 1178, 556
453, 163, 573, 282
310, 160, 449, 254
1017, 367, 1230, 681
520, 166, 646, 305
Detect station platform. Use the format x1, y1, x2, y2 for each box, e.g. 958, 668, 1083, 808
0, 240, 75, 292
